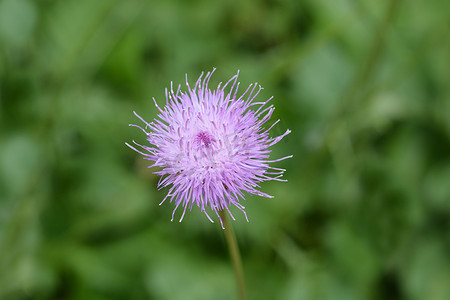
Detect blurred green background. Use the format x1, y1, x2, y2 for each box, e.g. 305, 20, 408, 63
1, 0, 450, 299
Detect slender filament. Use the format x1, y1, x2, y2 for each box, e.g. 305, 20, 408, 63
219, 210, 246, 300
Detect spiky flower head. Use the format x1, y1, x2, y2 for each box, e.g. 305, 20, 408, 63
126, 69, 291, 228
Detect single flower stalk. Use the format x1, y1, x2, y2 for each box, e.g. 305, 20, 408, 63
126, 69, 292, 228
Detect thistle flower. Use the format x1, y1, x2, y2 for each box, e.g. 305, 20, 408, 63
126, 69, 291, 227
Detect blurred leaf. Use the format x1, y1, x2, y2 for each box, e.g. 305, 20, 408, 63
0, 0, 37, 50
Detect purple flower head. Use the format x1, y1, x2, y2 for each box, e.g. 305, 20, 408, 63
126, 69, 292, 228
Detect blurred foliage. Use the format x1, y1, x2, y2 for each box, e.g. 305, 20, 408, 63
1, 0, 450, 299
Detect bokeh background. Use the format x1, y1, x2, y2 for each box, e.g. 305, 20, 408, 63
1, 0, 449, 299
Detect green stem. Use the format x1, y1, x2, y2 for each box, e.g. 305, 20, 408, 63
333, 0, 399, 119
219, 210, 246, 300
